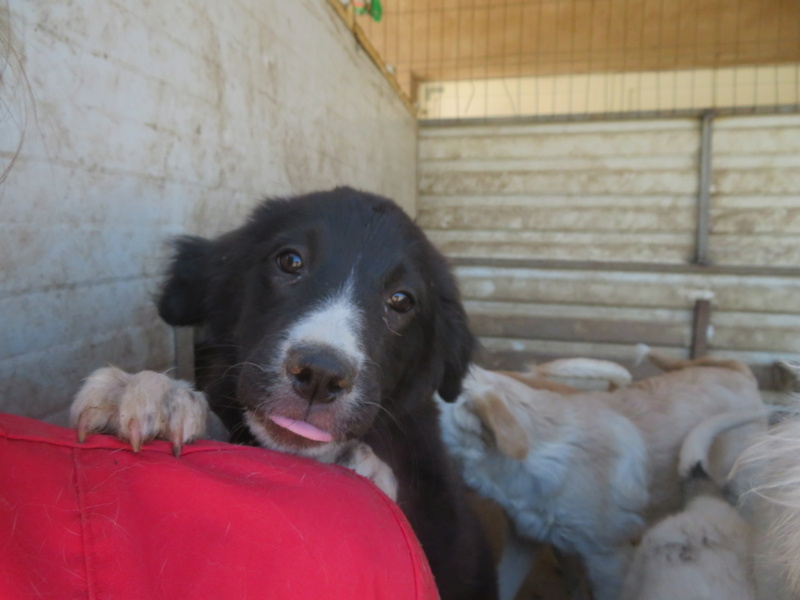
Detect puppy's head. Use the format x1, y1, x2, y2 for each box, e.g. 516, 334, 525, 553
158, 187, 475, 459
438, 369, 530, 462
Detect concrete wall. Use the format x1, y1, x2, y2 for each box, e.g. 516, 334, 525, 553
0, 0, 417, 424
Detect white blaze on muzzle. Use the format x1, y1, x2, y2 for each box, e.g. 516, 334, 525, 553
247, 279, 368, 457
281, 278, 366, 371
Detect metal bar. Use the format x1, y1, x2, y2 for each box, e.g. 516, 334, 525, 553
694, 110, 714, 265
173, 327, 196, 384
419, 104, 800, 128
690, 299, 712, 358
447, 257, 800, 279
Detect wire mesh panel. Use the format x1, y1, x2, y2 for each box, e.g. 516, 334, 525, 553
353, 0, 800, 121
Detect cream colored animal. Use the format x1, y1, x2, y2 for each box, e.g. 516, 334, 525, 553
437, 350, 765, 600
503, 358, 633, 393
620, 410, 766, 600
621, 496, 755, 600
735, 392, 800, 600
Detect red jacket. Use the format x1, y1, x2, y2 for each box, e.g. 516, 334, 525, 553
0, 413, 438, 599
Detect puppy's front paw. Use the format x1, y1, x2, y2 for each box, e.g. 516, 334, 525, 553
340, 442, 398, 501
70, 367, 208, 456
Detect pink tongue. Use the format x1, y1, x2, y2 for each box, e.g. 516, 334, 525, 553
270, 415, 333, 442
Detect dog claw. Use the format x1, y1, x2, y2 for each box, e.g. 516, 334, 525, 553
76, 413, 90, 443
128, 422, 142, 452
71, 369, 209, 458
171, 426, 184, 458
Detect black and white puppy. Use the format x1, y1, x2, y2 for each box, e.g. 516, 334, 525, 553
72, 187, 497, 600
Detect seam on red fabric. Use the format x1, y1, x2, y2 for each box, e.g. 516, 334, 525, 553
0, 428, 240, 456
0, 431, 90, 450
319, 462, 438, 599
371, 488, 437, 600
72, 447, 96, 600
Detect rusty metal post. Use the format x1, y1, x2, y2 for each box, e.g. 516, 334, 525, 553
690, 299, 712, 359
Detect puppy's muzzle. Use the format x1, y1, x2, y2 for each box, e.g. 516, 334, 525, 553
285, 345, 357, 405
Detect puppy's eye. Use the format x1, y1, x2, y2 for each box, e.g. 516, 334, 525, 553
277, 250, 303, 274
387, 291, 414, 313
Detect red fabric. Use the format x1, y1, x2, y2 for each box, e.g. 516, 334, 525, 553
0, 413, 439, 600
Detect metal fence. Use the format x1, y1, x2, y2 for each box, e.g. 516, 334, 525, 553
348, 0, 800, 121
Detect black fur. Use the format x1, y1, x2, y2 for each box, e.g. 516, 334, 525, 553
157, 187, 497, 600
682, 460, 722, 502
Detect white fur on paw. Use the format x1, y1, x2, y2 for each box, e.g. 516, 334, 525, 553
71, 367, 209, 455
340, 442, 398, 501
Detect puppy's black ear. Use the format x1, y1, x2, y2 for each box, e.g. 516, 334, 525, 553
157, 236, 213, 326
434, 274, 476, 403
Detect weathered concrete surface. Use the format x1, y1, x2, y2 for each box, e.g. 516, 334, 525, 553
0, 0, 417, 422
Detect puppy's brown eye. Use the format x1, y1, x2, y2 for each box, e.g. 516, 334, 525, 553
387, 291, 414, 313
277, 251, 303, 274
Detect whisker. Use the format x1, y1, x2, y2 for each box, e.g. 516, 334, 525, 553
381, 317, 403, 337
362, 356, 385, 379
361, 400, 408, 440
223, 361, 268, 378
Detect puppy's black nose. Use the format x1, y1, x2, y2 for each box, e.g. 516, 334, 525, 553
285, 347, 356, 404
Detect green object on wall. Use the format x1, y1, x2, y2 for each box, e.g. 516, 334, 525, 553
354, 0, 382, 22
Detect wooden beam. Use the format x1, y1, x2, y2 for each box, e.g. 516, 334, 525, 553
325, 0, 416, 116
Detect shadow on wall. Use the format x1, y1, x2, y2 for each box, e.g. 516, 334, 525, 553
0, 0, 31, 184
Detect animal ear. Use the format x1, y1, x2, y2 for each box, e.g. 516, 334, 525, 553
157, 236, 213, 326
473, 392, 529, 460
433, 277, 477, 403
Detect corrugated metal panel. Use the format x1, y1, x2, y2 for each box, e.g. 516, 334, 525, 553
456, 265, 800, 372
419, 115, 800, 384
455, 266, 800, 313
427, 231, 695, 262
711, 114, 800, 267
476, 336, 796, 385
419, 118, 700, 264
465, 300, 692, 347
